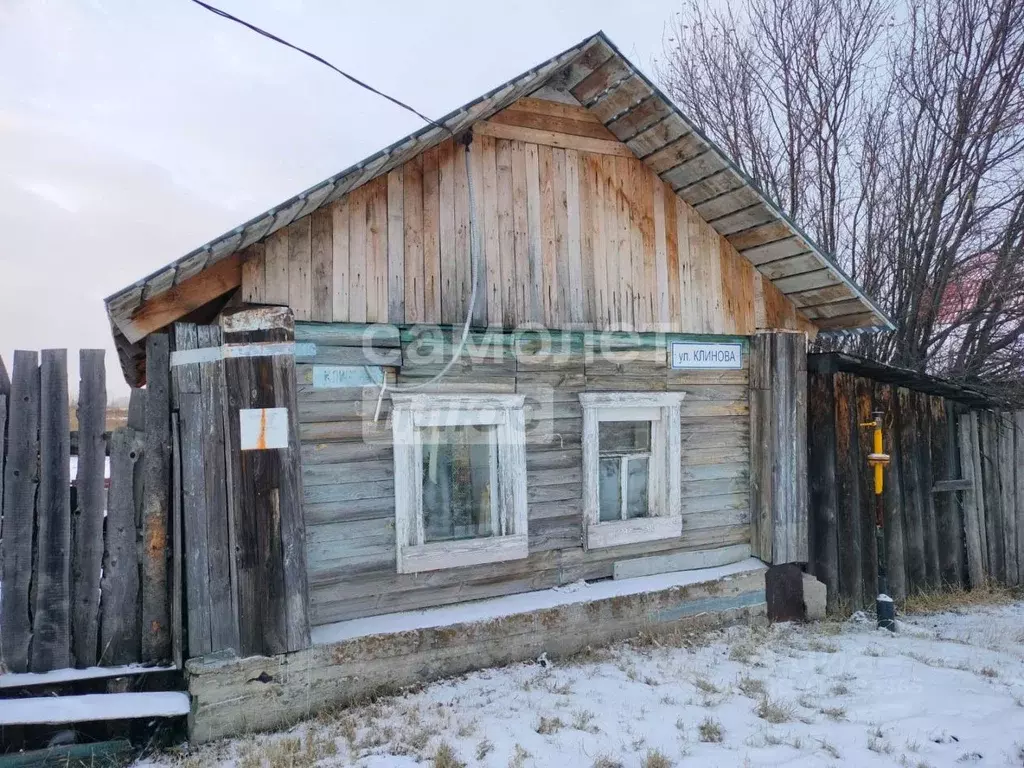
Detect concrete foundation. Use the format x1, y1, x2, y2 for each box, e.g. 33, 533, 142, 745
185, 564, 767, 743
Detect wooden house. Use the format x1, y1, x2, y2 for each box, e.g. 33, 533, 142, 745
102, 32, 891, 740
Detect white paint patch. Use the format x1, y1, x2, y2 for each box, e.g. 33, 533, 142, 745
670, 341, 744, 369
170, 342, 313, 367
220, 307, 292, 333
239, 407, 289, 450
169, 347, 221, 367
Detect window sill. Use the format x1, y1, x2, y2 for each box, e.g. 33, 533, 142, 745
585, 516, 682, 550
398, 534, 529, 574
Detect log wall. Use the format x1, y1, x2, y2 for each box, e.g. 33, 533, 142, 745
239, 96, 814, 337
298, 323, 752, 626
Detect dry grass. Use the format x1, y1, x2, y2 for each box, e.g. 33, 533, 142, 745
755, 696, 795, 724
698, 717, 724, 743
535, 715, 565, 735
901, 583, 1018, 614
641, 748, 673, 768
694, 676, 721, 694
432, 741, 466, 768
819, 705, 847, 721
508, 744, 531, 768
591, 757, 624, 768
736, 675, 766, 698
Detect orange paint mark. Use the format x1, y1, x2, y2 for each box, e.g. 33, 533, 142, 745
147, 525, 167, 554
256, 408, 268, 450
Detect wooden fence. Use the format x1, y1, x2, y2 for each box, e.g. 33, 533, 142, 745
0, 341, 176, 674
807, 354, 1022, 611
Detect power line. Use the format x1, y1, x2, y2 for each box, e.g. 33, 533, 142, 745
187, 0, 448, 134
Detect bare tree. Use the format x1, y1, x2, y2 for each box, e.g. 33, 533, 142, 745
659, 0, 1024, 401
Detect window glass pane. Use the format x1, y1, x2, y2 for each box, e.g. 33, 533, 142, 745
420, 425, 496, 542
625, 456, 650, 519
599, 421, 651, 454
598, 457, 622, 522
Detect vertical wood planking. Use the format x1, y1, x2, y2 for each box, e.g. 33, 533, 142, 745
32, 349, 71, 672
614, 155, 633, 329
979, 412, 1003, 581
348, 186, 368, 323
1, 352, 39, 672
481, 135, 502, 326
877, 384, 907, 600
401, 157, 421, 323
897, 387, 926, 593
387, 168, 406, 323
854, 376, 877, 605
564, 148, 584, 324
222, 308, 310, 655
637, 164, 656, 332
958, 412, 986, 587
368, 177, 389, 324
997, 412, 1018, 585
100, 427, 143, 665
264, 229, 289, 305
310, 208, 333, 322
509, 140, 531, 325
551, 147, 570, 327
578, 152, 596, 325
142, 333, 171, 662
931, 398, 960, 587
600, 155, 619, 328
588, 154, 608, 327
287, 218, 312, 321
833, 372, 863, 605
438, 141, 458, 324
495, 139, 517, 327
524, 143, 544, 325
664, 186, 681, 332
627, 160, 647, 331
470, 138, 489, 327
199, 325, 238, 651
241, 243, 266, 304
175, 324, 211, 657
71, 350, 107, 667
538, 145, 558, 327
652, 173, 669, 330
917, 393, 941, 588
807, 370, 839, 609
331, 200, 351, 322
422, 146, 442, 324
453, 140, 472, 324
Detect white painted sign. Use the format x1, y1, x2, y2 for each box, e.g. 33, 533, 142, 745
312, 365, 385, 389
670, 341, 743, 369
239, 407, 290, 450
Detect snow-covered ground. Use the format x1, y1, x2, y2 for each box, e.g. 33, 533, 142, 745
157, 602, 1024, 767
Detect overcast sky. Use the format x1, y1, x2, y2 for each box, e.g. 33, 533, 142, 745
0, 0, 684, 398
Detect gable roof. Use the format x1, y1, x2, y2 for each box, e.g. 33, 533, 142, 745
104, 31, 893, 384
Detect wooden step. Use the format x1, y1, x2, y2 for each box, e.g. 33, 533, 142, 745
0, 692, 190, 726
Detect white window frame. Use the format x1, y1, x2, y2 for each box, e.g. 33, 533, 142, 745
391, 393, 528, 574
579, 392, 685, 549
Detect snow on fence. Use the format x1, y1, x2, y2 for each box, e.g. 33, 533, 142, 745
807, 355, 1022, 611
0, 339, 176, 675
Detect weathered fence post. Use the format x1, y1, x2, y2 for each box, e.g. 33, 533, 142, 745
0, 352, 36, 673
32, 349, 71, 671
142, 333, 172, 662
750, 331, 808, 566
221, 306, 310, 656
71, 349, 107, 667
958, 412, 986, 587
807, 367, 839, 609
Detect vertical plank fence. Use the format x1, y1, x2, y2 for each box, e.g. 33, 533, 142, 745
808, 353, 1021, 609
0, 342, 175, 675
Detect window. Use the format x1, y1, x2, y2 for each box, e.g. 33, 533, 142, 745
391, 394, 528, 573
580, 393, 685, 549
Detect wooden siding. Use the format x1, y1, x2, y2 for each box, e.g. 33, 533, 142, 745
241, 97, 811, 336
297, 325, 750, 626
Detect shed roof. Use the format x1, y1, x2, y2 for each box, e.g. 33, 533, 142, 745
104, 31, 893, 384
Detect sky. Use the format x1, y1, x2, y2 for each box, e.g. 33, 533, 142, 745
0, 0, 687, 399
